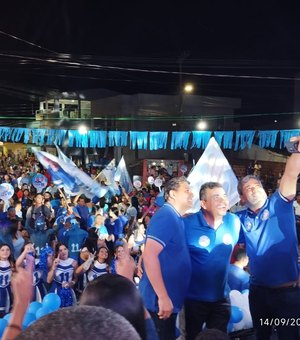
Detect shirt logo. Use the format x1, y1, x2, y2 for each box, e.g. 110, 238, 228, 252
245, 219, 253, 232
261, 209, 270, 221
198, 235, 210, 247
222, 233, 233, 245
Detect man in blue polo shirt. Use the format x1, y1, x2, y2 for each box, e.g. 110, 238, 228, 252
236, 136, 300, 340
139, 177, 193, 340
227, 247, 250, 292
183, 181, 241, 339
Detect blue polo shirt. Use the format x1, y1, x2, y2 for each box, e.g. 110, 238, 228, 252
139, 203, 191, 313
227, 264, 250, 292
236, 190, 299, 287
184, 210, 240, 302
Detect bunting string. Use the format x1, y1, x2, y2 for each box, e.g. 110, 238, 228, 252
0, 126, 295, 151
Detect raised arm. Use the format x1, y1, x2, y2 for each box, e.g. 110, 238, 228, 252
47, 254, 59, 284
279, 136, 300, 199
76, 253, 94, 275
15, 243, 34, 268
2, 265, 33, 339
72, 194, 81, 206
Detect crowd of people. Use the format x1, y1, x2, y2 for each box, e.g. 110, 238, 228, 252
0, 136, 300, 340
0, 156, 161, 306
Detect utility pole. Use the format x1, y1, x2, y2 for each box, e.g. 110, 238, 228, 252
177, 51, 190, 114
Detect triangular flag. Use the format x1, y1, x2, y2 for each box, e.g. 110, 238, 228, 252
187, 137, 240, 212
114, 156, 133, 194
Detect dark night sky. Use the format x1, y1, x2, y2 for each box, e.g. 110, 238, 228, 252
1, 1, 300, 128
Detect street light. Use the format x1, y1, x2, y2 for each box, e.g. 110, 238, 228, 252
78, 125, 87, 135
184, 83, 194, 94
197, 120, 207, 130
179, 82, 194, 114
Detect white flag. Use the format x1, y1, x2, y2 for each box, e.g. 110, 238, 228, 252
33, 149, 108, 199
114, 156, 133, 194
55, 144, 77, 167
101, 159, 116, 184
187, 137, 240, 212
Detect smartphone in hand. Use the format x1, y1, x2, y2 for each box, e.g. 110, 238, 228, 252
285, 141, 300, 153
25, 252, 35, 272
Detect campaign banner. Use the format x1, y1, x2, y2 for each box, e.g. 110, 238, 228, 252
0, 183, 14, 201
32, 173, 48, 193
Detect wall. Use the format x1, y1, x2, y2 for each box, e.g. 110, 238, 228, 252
230, 158, 285, 189
2, 142, 28, 157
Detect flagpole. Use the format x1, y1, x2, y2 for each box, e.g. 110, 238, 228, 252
57, 187, 69, 208
94, 170, 103, 181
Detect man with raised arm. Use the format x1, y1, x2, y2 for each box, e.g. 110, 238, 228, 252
236, 136, 300, 340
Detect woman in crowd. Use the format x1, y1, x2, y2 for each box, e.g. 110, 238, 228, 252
127, 218, 146, 259
47, 243, 78, 307
0, 243, 14, 317
76, 246, 111, 283
1, 219, 25, 260
15, 241, 48, 302
92, 214, 109, 238
111, 243, 136, 282
142, 195, 158, 217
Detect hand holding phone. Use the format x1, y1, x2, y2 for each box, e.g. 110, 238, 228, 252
285, 141, 300, 153
25, 252, 35, 272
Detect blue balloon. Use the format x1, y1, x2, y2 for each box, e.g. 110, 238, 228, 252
227, 322, 234, 333
230, 306, 243, 324
42, 293, 61, 311
36, 306, 52, 319
0, 318, 8, 337
28, 301, 43, 315
22, 312, 36, 328
3, 313, 12, 322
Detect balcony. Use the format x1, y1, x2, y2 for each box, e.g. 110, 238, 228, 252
35, 109, 91, 121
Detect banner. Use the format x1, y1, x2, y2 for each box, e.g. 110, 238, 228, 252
33, 149, 108, 199
32, 173, 48, 193
0, 183, 14, 201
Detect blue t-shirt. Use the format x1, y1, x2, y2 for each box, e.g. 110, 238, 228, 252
236, 190, 299, 287
61, 225, 88, 261
75, 205, 90, 228
96, 225, 109, 239
87, 215, 95, 228
105, 217, 126, 239
227, 264, 250, 292
26, 229, 55, 257
184, 210, 240, 302
139, 203, 191, 313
